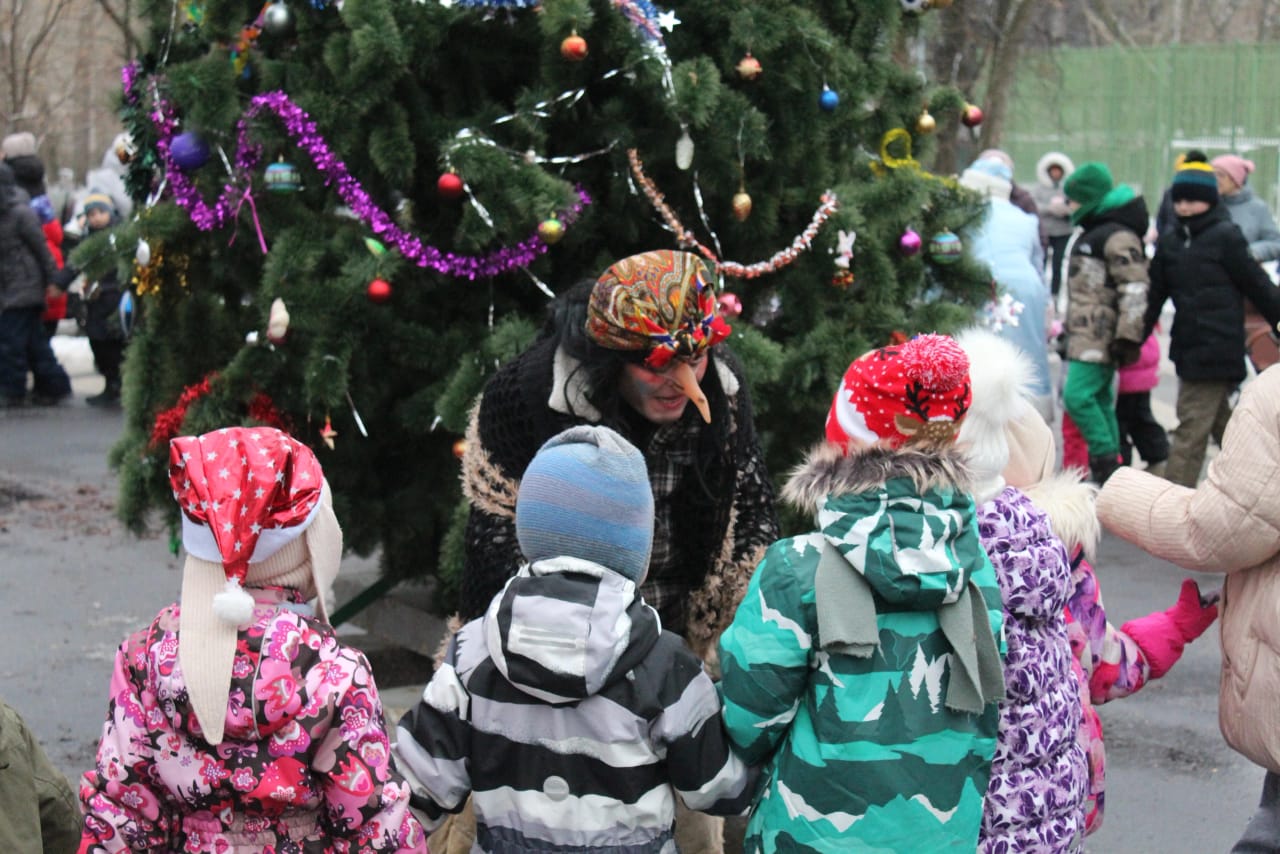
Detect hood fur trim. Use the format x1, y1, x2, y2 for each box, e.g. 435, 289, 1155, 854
1024, 470, 1100, 562
1036, 151, 1075, 185
782, 442, 975, 516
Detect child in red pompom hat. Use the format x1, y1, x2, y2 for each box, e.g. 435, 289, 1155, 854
718, 333, 1006, 851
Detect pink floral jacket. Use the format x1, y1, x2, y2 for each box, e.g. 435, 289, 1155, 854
78, 589, 427, 853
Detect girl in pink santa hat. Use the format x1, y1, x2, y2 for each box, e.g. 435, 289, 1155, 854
78, 427, 427, 853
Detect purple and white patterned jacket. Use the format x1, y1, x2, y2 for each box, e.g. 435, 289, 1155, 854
977, 486, 1088, 853
78, 588, 427, 853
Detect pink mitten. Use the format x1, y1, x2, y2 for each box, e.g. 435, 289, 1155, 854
1120, 579, 1220, 679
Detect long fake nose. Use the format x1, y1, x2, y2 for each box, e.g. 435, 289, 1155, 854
670, 360, 710, 423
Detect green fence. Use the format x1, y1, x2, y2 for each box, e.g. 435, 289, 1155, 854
1001, 43, 1280, 212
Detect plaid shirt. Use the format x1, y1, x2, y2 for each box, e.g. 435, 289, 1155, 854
638, 416, 702, 628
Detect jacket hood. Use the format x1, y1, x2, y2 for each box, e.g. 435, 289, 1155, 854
1023, 471, 1100, 563
6, 154, 45, 198
1035, 151, 1075, 187
484, 557, 661, 704
979, 487, 1072, 623
784, 442, 980, 607
1081, 193, 1150, 236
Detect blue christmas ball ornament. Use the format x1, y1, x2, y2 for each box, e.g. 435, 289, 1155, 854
264, 158, 301, 192
819, 86, 840, 112
928, 231, 964, 264
170, 132, 211, 171
118, 290, 135, 338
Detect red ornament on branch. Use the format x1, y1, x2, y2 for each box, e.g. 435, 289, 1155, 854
560, 31, 589, 61
367, 277, 393, 303
437, 172, 464, 199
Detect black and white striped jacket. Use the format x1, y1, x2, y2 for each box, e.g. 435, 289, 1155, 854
393, 557, 756, 853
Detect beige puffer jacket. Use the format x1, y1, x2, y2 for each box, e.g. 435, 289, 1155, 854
1097, 364, 1280, 773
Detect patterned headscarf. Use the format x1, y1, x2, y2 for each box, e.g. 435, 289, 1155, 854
586, 250, 731, 369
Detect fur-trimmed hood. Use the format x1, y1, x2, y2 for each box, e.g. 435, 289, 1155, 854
782, 441, 974, 516
1035, 151, 1075, 187
1024, 470, 1100, 563
785, 442, 984, 609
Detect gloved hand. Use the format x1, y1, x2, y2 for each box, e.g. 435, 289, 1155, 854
1109, 338, 1142, 367
1120, 579, 1220, 679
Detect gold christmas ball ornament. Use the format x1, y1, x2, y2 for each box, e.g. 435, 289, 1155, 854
916, 108, 937, 134
735, 52, 763, 81
537, 216, 564, 244
732, 190, 753, 222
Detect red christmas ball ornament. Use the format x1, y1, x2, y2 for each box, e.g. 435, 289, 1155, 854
367, 277, 393, 304
735, 51, 763, 81
452, 439, 468, 459
961, 103, 984, 128
560, 31, 588, 62
717, 292, 743, 319
437, 171, 464, 199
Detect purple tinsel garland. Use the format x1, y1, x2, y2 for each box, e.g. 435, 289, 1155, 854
124, 65, 592, 279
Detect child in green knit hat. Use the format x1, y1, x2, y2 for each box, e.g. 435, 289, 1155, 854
1060, 160, 1150, 484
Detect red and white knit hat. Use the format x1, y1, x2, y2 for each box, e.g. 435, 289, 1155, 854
825, 333, 972, 449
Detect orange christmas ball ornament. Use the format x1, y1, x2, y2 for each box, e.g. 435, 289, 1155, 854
560, 31, 588, 61
367, 277, 392, 304
452, 439, 468, 459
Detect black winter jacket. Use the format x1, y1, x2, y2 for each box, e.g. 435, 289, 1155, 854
1147, 203, 1280, 382
0, 182, 55, 312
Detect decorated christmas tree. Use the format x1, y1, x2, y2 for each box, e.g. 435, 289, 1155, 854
103, 0, 992, 610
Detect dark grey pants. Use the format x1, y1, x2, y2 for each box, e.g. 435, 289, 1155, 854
1233, 771, 1280, 853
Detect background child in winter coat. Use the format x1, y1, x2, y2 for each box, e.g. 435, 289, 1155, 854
79, 427, 426, 853
395, 425, 755, 853
1004, 401, 1219, 836
1115, 330, 1169, 473
0, 698, 81, 854
956, 329, 1088, 853
56, 194, 125, 406
1061, 161, 1151, 485
1029, 151, 1076, 298
1145, 161, 1280, 488
718, 334, 1006, 852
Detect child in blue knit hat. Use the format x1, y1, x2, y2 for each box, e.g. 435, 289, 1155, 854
394, 424, 755, 853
